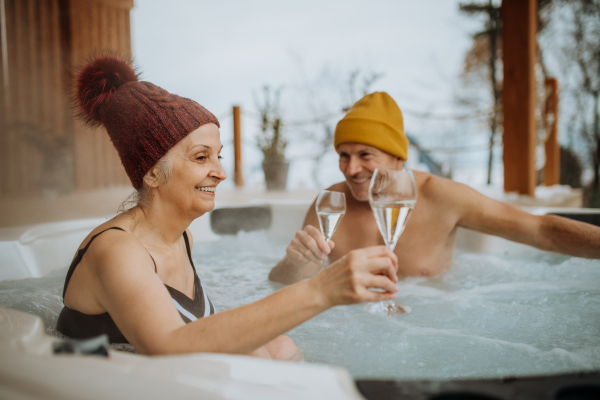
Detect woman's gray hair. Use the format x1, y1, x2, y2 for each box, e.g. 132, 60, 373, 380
118, 154, 173, 213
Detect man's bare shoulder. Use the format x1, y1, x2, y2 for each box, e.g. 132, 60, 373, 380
413, 171, 454, 198
412, 171, 478, 214
326, 182, 348, 192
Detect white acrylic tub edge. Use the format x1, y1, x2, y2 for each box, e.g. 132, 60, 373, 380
0, 203, 597, 400
0, 200, 317, 280
0, 203, 591, 281
0, 200, 366, 400
0, 307, 366, 400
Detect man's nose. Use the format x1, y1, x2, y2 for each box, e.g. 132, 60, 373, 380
345, 157, 362, 176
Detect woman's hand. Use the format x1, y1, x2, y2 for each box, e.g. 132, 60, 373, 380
286, 225, 335, 268
309, 246, 399, 307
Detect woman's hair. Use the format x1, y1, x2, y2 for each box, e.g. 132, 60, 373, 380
118, 155, 173, 213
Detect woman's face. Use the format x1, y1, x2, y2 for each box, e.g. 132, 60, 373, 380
159, 123, 226, 217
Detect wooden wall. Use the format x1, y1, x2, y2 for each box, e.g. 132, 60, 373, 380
70, 0, 132, 191
0, 0, 133, 198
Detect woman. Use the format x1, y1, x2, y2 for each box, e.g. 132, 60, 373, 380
57, 55, 400, 359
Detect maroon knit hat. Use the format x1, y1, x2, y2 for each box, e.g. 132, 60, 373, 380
75, 55, 220, 189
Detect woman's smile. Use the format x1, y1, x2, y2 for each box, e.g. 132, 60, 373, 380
195, 185, 216, 195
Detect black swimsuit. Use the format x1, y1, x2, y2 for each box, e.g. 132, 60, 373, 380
57, 227, 215, 344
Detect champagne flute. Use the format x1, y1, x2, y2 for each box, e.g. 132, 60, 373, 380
366, 167, 417, 316
315, 190, 346, 268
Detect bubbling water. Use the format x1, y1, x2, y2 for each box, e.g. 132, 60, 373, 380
1, 230, 599, 380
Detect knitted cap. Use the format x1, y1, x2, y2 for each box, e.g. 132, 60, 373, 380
334, 92, 408, 160
75, 55, 220, 189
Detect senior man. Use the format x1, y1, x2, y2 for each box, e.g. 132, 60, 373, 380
270, 92, 600, 284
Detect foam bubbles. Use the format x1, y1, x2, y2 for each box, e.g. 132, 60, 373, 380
1, 231, 599, 380
194, 234, 600, 379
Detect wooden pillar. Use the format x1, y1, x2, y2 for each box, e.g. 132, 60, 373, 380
233, 105, 243, 187
544, 78, 560, 186
502, 0, 538, 196
0, 0, 8, 115
0, 0, 8, 198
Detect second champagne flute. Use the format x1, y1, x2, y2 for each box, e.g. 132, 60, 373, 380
366, 167, 417, 316
315, 190, 346, 254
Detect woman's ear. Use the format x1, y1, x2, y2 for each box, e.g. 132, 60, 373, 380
143, 166, 162, 188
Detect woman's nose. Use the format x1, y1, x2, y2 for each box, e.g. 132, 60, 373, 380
211, 159, 227, 181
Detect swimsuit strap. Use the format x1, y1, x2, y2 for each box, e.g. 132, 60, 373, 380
182, 231, 196, 272
149, 255, 157, 273
62, 227, 126, 298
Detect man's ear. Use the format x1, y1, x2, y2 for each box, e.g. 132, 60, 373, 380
396, 158, 405, 169
143, 166, 162, 188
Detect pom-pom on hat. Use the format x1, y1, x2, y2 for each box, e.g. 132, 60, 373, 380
334, 92, 408, 160
74, 54, 220, 189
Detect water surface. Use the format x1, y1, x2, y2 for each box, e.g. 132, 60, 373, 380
1, 231, 599, 380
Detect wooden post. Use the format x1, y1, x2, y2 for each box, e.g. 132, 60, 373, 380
233, 105, 244, 187
544, 78, 560, 186
502, 0, 538, 197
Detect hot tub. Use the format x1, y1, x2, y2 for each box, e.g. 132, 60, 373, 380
0, 201, 599, 399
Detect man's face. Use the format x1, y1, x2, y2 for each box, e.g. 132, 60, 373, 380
337, 143, 403, 201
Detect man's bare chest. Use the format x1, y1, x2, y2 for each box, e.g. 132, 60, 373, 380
328, 208, 456, 277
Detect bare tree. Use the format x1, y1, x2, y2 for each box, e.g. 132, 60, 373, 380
343, 69, 385, 111
541, 0, 600, 203
566, 1, 600, 194
254, 86, 287, 163
290, 64, 383, 187
458, 0, 502, 185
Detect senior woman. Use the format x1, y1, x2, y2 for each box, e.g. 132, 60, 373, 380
57, 55, 399, 359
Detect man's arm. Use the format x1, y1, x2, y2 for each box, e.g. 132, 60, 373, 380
532, 214, 600, 258
269, 199, 333, 284
437, 177, 600, 258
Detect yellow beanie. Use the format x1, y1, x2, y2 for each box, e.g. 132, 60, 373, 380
334, 92, 409, 160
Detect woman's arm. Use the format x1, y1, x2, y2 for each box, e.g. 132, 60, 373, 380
90, 232, 398, 355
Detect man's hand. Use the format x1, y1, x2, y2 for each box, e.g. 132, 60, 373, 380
286, 225, 335, 268
269, 225, 335, 284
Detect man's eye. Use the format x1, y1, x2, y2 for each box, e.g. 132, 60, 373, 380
197, 156, 206, 161
218, 155, 223, 160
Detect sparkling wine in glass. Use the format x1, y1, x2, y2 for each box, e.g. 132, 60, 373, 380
366, 167, 417, 316
315, 190, 346, 242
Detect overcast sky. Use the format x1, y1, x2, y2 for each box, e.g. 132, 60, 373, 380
131, 1, 489, 188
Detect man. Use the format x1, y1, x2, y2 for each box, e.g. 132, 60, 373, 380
269, 92, 600, 284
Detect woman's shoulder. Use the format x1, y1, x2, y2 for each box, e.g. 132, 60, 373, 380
79, 216, 149, 268
81, 215, 132, 248
83, 230, 156, 287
